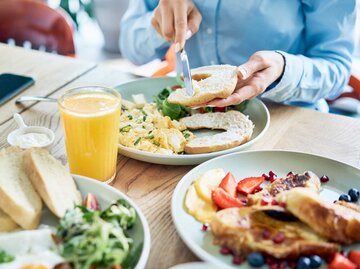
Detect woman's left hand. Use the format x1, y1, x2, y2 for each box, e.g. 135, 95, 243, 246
205, 51, 285, 107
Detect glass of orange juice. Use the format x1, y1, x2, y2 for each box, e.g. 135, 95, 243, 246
58, 86, 121, 183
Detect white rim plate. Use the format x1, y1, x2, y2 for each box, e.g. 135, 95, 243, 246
115, 77, 270, 165
40, 175, 151, 269
171, 150, 360, 269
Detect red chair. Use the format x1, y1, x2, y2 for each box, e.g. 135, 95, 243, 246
0, 0, 75, 56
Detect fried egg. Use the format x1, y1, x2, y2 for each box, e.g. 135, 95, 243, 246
0, 228, 64, 269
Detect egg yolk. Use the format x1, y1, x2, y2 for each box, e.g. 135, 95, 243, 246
20, 265, 48, 269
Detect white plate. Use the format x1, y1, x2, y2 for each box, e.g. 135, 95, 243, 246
171, 150, 360, 269
40, 175, 151, 269
115, 77, 270, 165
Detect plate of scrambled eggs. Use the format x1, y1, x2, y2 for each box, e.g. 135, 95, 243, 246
115, 77, 270, 165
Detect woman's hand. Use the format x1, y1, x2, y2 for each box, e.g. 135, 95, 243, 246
205, 51, 285, 107
151, 0, 202, 49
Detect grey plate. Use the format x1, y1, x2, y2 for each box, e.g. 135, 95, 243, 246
171, 150, 360, 269
41, 175, 151, 269
115, 77, 270, 165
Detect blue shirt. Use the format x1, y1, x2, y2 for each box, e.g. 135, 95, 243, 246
120, 0, 356, 108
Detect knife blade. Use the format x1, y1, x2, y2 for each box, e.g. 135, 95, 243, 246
180, 48, 194, 96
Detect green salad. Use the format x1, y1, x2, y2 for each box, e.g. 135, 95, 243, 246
154, 87, 249, 120
55, 199, 137, 269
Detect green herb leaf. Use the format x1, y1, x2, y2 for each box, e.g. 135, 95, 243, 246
120, 125, 132, 133
134, 137, 141, 145
146, 134, 154, 139
127, 115, 133, 120
153, 141, 160, 146
0, 250, 14, 263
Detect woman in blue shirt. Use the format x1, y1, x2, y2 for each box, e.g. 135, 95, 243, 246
120, 0, 356, 109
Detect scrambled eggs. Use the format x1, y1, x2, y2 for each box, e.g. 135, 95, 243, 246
119, 103, 194, 154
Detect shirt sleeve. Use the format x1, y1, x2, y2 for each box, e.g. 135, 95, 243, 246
119, 0, 170, 65
261, 0, 356, 103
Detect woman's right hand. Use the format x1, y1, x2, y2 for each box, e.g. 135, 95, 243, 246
151, 0, 202, 50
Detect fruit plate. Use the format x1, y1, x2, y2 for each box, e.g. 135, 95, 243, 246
41, 175, 151, 269
115, 77, 270, 165
171, 150, 360, 269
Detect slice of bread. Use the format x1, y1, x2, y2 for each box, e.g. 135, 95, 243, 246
0, 147, 42, 229
23, 148, 82, 218
180, 110, 254, 154
0, 209, 18, 232
168, 65, 238, 106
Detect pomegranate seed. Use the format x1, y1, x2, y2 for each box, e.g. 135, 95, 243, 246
262, 229, 271, 239
240, 199, 248, 205
260, 199, 269, 206
287, 171, 294, 177
269, 264, 278, 269
269, 171, 277, 178
278, 261, 286, 269
279, 202, 287, 208
220, 246, 232, 255
288, 261, 297, 269
232, 255, 243, 265
320, 175, 330, 183
202, 224, 208, 231
271, 199, 279, 206
266, 256, 276, 265
253, 186, 263, 193
272, 232, 285, 244
262, 173, 270, 181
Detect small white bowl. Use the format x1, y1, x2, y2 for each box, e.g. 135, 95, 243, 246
7, 113, 55, 149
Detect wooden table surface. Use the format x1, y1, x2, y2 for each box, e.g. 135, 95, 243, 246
1, 45, 360, 269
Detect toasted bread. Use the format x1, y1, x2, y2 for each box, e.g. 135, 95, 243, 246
180, 110, 254, 154
276, 188, 360, 244
168, 65, 238, 107
23, 148, 82, 218
0, 209, 18, 232
0, 147, 42, 229
210, 207, 340, 259
248, 171, 321, 211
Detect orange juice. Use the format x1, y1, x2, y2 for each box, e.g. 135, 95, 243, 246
58, 87, 121, 182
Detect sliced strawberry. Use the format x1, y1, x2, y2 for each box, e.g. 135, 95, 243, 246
211, 188, 245, 209
219, 172, 237, 197
328, 253, 356, 269
348, 250, 360, 267
237, 176, 265, 195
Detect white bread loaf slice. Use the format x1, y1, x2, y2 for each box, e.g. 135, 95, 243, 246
180, 110, 254, 154
23, 148, 82, 218
0, 147, 42, 229
168, 65, 238, 106
0, 209, 18, 232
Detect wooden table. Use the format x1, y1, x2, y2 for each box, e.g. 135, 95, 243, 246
1, 44, 360, 269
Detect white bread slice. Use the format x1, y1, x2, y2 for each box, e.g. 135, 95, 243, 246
0, 209, 18, 232
0, 147, 42, 229
23, 148, 82, 218
180, 110, 254, 154
168, 65, 238, 106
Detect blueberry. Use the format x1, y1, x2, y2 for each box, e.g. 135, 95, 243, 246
296, 257, 311, 269
339, 194, 352, 202
348, 188, 360, 202
247, 252, 264, 267
309, 255, 322, 268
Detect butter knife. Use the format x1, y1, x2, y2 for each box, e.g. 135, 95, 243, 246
179, 48, 194, 96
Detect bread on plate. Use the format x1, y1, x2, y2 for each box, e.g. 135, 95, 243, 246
0, 147, 42, 229
168, 65, 238, 107
180, 110, 254, 154
23, 148, 82, 218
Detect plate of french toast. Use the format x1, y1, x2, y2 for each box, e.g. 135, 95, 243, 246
115, 65, 270, 165
171, 150, 360, 269
0, 147, 150, 269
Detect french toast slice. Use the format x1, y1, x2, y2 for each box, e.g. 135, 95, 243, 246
276, 188, 360, 244
210, 207, 339, 259
248, 171, 321, 211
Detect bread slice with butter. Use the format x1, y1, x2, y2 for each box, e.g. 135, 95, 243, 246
0, 147, 42, 229
180, 110, 254, 154
168, 65, 238, 107
23, 148, 82, 218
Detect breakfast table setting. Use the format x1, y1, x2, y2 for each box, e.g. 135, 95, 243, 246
1, 42, 360, 269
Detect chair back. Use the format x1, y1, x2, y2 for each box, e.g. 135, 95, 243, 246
0, 0, 75, 56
